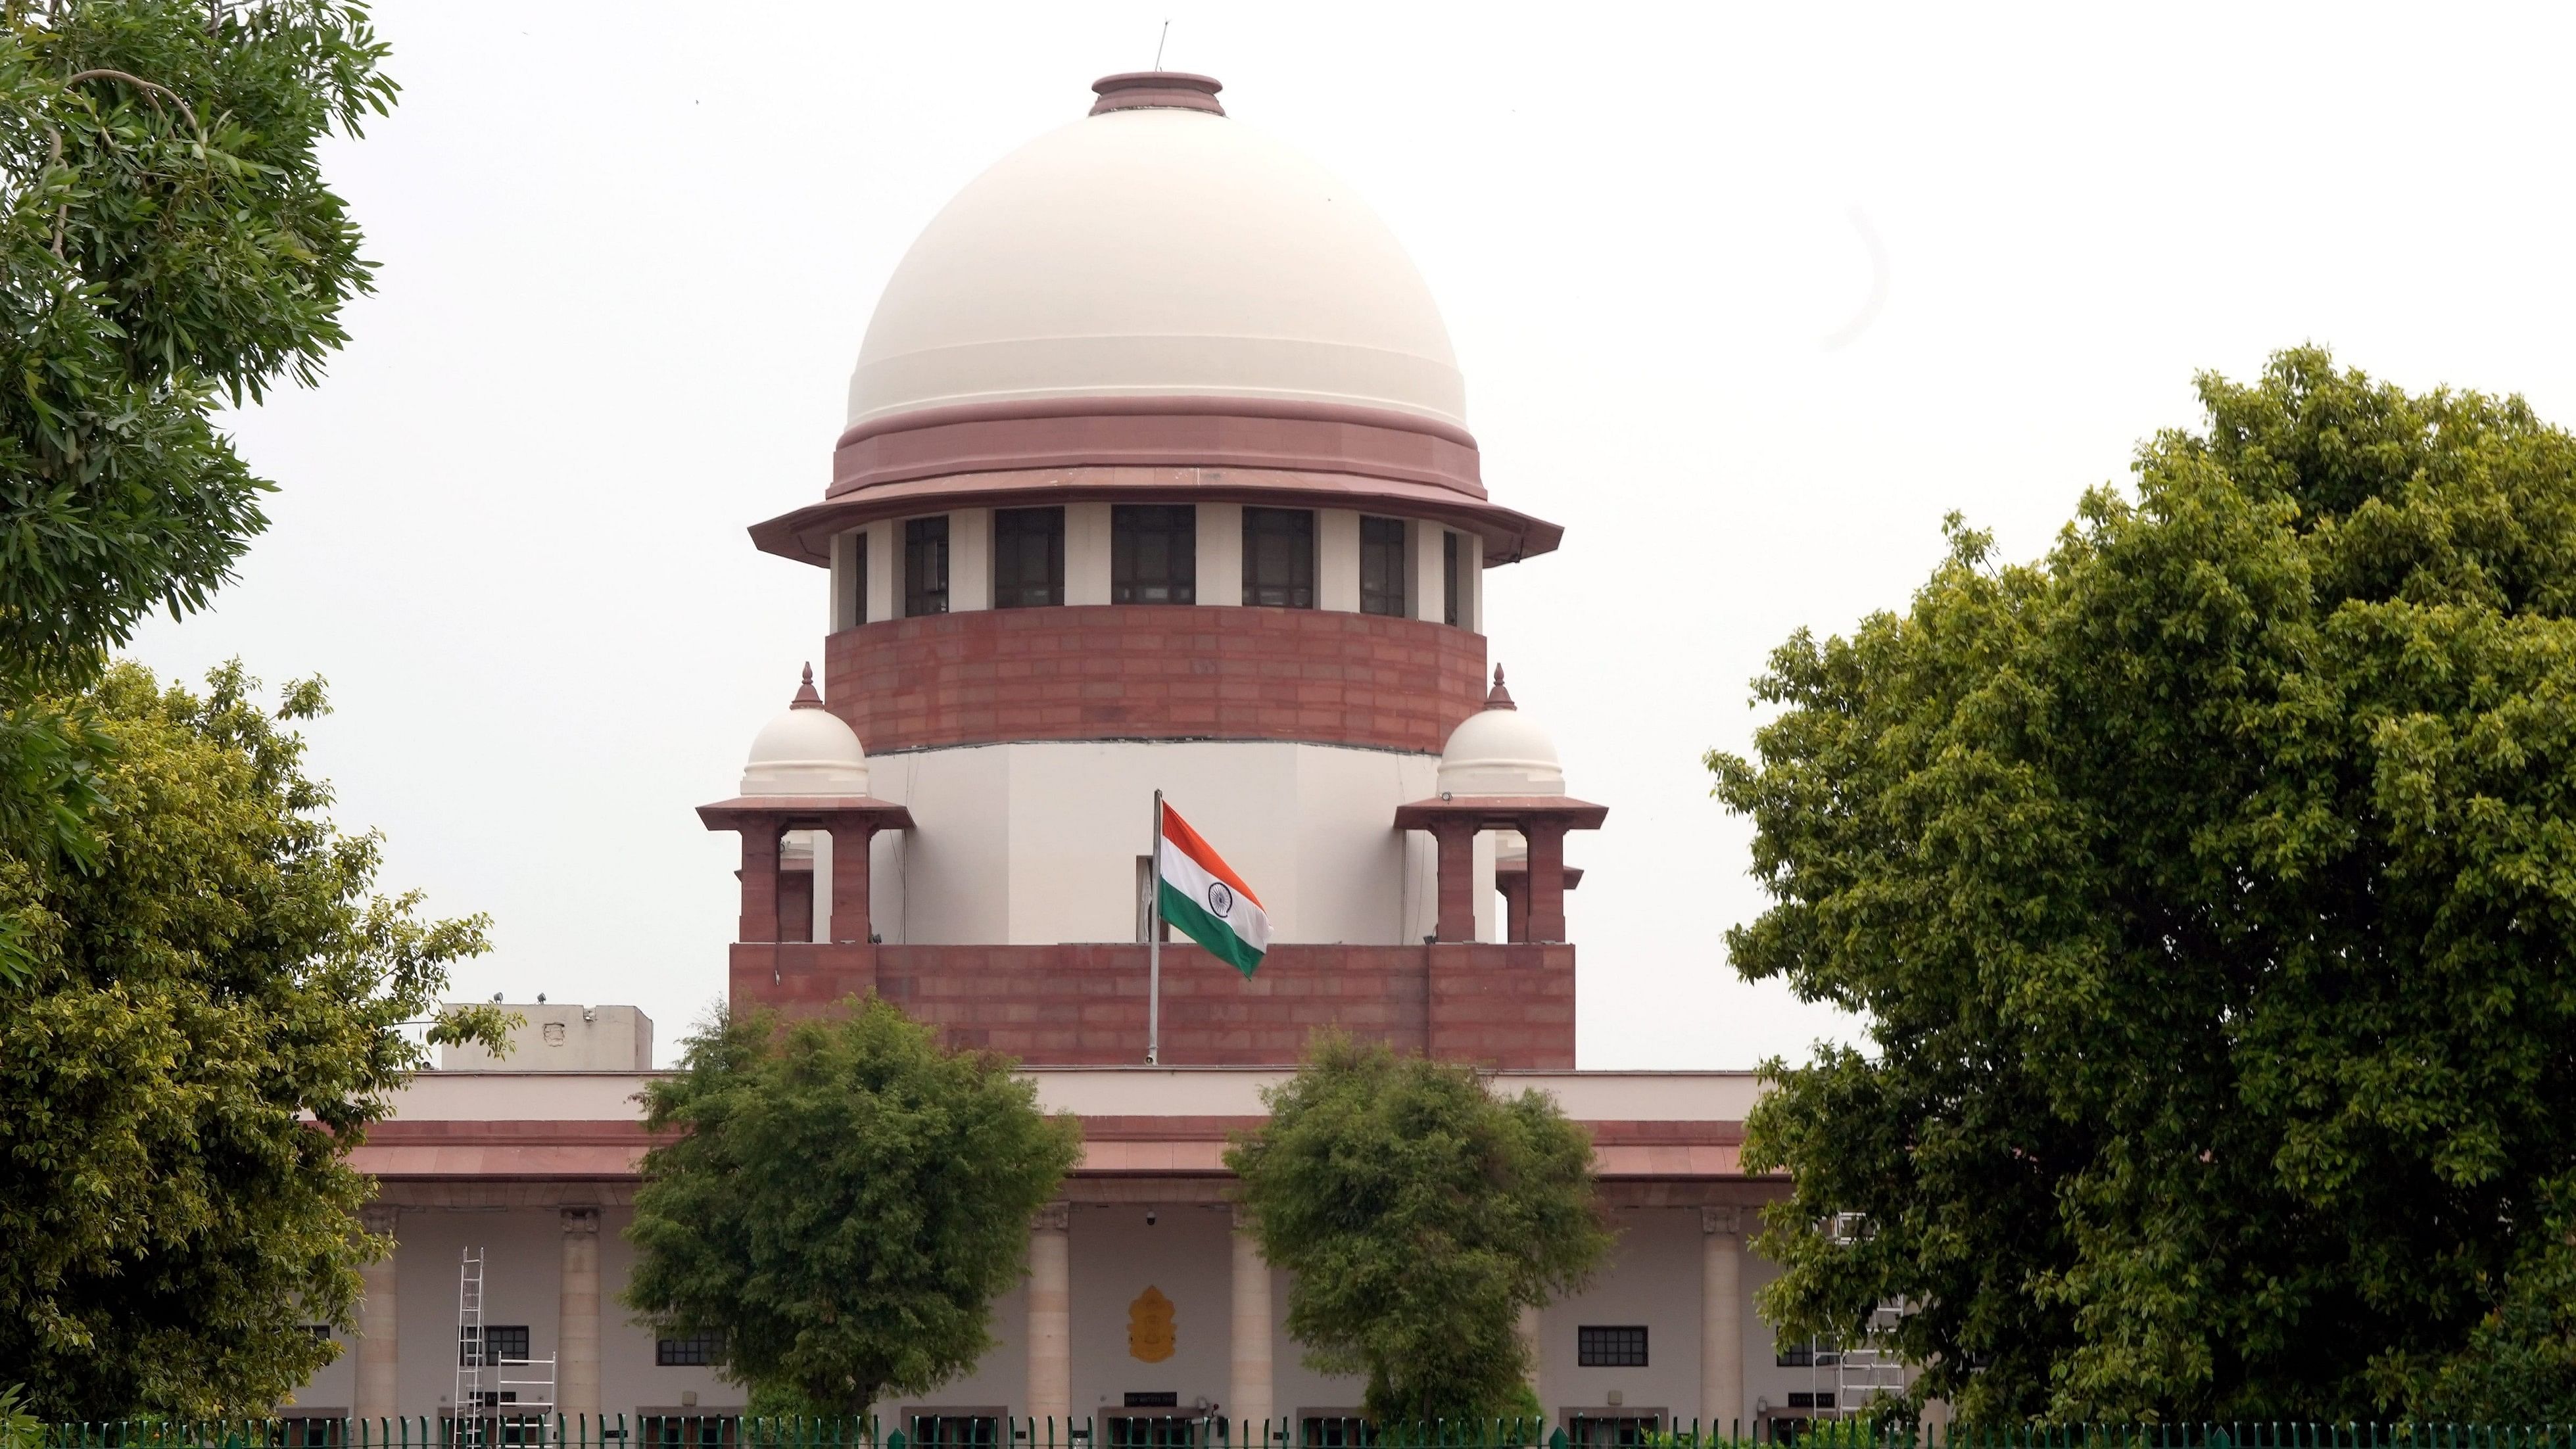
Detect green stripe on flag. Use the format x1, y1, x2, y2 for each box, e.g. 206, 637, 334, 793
1158, 878, 1264, 978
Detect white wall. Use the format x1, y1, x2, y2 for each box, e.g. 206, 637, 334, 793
1066, 502, 1112, 606
439, 1005, 653, 1072
393, 1208, 564, 1420
1196, 502, 1243, 606
383, 1066, 1767, 1126
951, 507, 993, 611
1535, 1209, 1704, 1428
866, 524, 897, 623
861, 740, 1443, 945
1069, 1204, 1239, 1419
1318, 510, 1360, 613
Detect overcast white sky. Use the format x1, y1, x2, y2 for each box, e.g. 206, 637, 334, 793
130, 3, 2576, 1068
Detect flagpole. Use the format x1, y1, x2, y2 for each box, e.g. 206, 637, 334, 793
1147, 788, 1163, 1066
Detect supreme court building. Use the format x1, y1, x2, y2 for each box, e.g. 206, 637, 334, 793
287, 68, 1876, 1441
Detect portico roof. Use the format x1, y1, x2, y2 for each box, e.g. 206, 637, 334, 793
346, 1067, 1777, 1187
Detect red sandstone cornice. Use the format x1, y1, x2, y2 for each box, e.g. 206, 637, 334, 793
1393, 796, 1611, 830
340, 1114, 1763, 1183
830, 398, 1484, 496
753, 465, 1563, 571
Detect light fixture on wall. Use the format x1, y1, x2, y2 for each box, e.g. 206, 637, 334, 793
1145, 1209, 1158, 1226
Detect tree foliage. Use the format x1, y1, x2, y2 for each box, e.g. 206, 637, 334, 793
1709, 348, 2576, 1423
0, 0, 396, 930
0, 661, 499, 1419
1, 0, 394, 683
626, 999, 1084, 1417
1226, 1035, 1613, 1425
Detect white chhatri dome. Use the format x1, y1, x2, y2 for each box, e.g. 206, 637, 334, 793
1436, 668, 1565, 797
846, 74, 1466, 432
742, 666, 870, 797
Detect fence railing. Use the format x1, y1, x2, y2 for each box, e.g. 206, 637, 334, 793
36, 1421, 2576, 1449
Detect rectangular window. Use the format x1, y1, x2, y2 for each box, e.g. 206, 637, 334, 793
1112, 504, 1197, 604
1299, 1417, 1373, 1449
459, 1324, 531, 1366
1242, 507, 1316, 609
992, 507, 1065, 608
904, 516, 949, 617
1787, 1392, 1837, 1411
1776, 1337, 1838, 1368
1577, 1324, 1650, 1367
274, 1417, 350, 1448
656, 1330, 725, 1366
1358, 516, 1407, 617
1565, 1416, 1661, 1449
909, 1416, 1003, 1449
638, 1417, 737, 1449
1442, 530, 1461, 627
1107, 1417, 1198, 1449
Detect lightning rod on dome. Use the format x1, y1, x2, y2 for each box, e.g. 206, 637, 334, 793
1154, 19, 1169, 71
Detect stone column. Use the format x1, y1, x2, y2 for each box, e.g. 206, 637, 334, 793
1524, 822, 1571, 943
1431, 822, 1477, 942
1701, 1207, 1744, 1433
355, 1204, 400, 1421
1027, 1203, 1072, 1427
559, 1207, 604, 1424
830, 822, 876, 944
738, 820, 782, 943
1518, 1304, 1545, 1426
1229, 1207, 1274, 1443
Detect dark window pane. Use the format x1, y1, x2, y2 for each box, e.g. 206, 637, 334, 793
910, 1417, 1001, 1449
1577, 1324, 1649, 1367
1242, 507, 1316, 609
905, 516, 949, 617
458, 1325, 531, 1366
993, 508, 1065, 608
1359, 516, 1407, 617
1442, 530, 1460, 627
656, 1329, 726, 1366
1112, 504, 1197, 605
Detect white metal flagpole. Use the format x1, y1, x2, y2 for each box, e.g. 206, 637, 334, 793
1147, 788, 1163, 1066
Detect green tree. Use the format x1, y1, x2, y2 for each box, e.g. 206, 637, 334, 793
1709, 348, 2576, 1422
0, 0, 396, 932
1226, 1035, 1613, 1426
0, 661, 504, 1418
626, 999, 1085, 1417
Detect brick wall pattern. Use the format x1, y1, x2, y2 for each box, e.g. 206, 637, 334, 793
730, 941, 1576, 1068
823, 605, 1489, 754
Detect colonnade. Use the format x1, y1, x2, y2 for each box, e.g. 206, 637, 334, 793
345, 1197, 1753, 1426
1020, 1201, 1752, 1429
350, 1206, 608, 1421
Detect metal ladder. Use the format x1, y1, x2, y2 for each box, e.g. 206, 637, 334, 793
452, 1248, 558, 1445
454, 1250, 487, 1444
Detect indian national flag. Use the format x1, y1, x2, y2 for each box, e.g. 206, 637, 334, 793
1158, 803, 1271, 978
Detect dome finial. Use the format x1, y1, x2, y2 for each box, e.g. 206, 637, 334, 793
791, 663, 823, 709
1090, 72, 1225, 116
1487, 665, 1516, 711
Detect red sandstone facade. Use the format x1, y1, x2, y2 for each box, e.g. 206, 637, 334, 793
821, 604, 1489, 753
732, 941, 1577, 1068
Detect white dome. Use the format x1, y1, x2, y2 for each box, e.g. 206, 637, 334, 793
1436, 671, 1565, 797
846, 78, 1466, 432
742, 669, 870, 797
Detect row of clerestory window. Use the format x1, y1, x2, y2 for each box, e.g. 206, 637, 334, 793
847, 506, 1465, 625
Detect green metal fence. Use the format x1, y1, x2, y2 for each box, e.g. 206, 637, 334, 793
33, 1420, 2576, 1449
